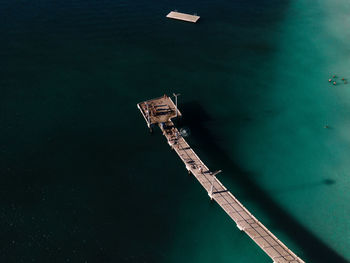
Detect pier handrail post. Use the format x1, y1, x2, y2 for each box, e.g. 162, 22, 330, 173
173, 93, 181, 117
145, 102, 152, 132
209, 170, 222, 200
146, 103, 150, 126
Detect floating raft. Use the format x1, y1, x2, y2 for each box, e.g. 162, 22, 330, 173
166, 11, 200, 23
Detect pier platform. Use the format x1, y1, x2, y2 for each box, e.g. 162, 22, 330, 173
137, 94, 305, 263
137, 94, 181, 129
166, 11, 200, 23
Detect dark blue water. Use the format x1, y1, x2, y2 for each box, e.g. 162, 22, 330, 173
1, 0, 349, 262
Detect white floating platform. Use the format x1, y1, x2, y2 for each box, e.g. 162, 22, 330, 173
166, 11, 200, 23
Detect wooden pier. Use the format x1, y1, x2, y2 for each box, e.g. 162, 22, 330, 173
166, 11, 200, 23
137, 94, 305, 263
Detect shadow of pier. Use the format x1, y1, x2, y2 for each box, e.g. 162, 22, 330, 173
176, 101, 348, 263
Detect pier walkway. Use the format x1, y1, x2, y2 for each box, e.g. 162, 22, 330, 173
137, 95, 305, 263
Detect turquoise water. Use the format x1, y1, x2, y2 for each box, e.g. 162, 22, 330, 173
1, 0, 349, 262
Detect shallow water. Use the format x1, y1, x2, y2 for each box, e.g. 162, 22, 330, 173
0, 0, 349, 262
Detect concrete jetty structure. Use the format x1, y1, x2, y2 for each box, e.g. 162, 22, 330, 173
137, 94, 305, 263
166, 11, 200, 23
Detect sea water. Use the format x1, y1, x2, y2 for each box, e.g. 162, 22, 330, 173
0, 0, 349, 262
